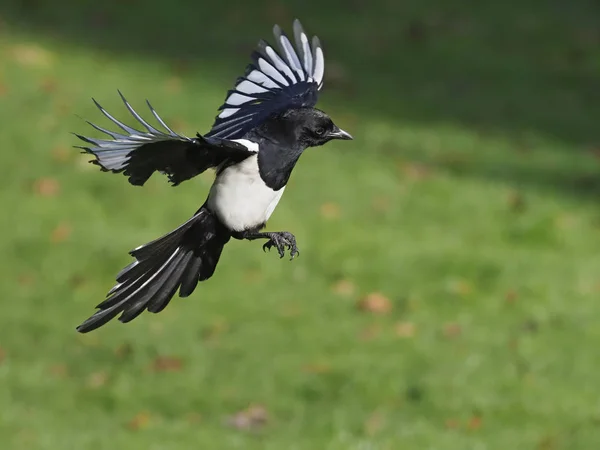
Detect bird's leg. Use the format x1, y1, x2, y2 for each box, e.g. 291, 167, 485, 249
236, 230, 299, 259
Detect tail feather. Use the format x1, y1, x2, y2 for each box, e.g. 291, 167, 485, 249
179, 256, 203, 297
77, 207, 230, 333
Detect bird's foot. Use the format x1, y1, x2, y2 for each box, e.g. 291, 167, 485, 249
262, 232, 299, 259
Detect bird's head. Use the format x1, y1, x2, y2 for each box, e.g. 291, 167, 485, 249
285, 108, 353, 148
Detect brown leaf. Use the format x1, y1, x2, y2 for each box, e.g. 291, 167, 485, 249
115, 343, 134, 359
227, 404, 269, 431
399, 161, 432, 180
467, 415, 482, 430
505, 290, 518, 304
507, 190, 526, 212
186, 412, 203, 425
364, 411, 385, 436
127, 411, 152, 431
331, 279, 356, 297
150, 356, 183, 373
40, 77, 57, 93
17, 273, 35, 286
279, 303, 301, 318
49, 364, 69, 379
165, 76, 181, 94
371, 196, 391, 213
320, 202, 341, 220
87, 371, 108, 388
0, 347, 6, 365
395, 321, 416, 338
358, 324, 382, 341
445, 418, 460, 429
33, 177, 60, 197
202, 319, 229, 342
301, 362, 331, 374
442, 323, 461, 339
50, 222, 72, 243
243, 268, 263, 283
69, 274, 87, 288
0, 82, 7, 97
357, 292, 392, 314
51, 146, 71, 163
447, 278, 473, 296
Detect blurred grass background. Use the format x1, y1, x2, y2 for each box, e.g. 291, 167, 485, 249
1, 0, 600, 448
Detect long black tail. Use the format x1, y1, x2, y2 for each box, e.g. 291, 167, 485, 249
77, 206, 230, 333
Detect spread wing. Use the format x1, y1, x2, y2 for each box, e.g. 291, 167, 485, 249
206, 19, 325, 140
74, 92, 256, 186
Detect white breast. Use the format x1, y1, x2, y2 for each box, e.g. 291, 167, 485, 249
207, 143, 285, 232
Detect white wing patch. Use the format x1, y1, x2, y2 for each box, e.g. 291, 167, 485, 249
217, 19, 325, 121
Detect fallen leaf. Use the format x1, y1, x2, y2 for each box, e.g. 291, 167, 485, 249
467, 415, 482, 430
33, 177, 60, 197
0, 82, 7, 97
358, 324, 382, 341
445, 418, 460, 429
301, 362, 331, 374
537, 434, 558, 450
165, 76, 181, 94
442, 323, 461, 339
371, 196, 391, 213
17, 273, 35, 286
505, 290, 518, 304
320, 202, 341, 220
331, 279, 356, 297
49, 364, 69, 379
186, 412, 203, 424
399, 161, 432, 180
87, 371, 108, 388
227, 404, 269, 431
447, 278, 473, 296
364, 411, 385, 436
40, 77, 57, 93
51, 146, 71, 162
69, 274, 87, 288
202, 319, 229, 342
115, 343, 133, 359
395, 321, 416, 338
507, 190, 526, 212
10, 43, 54, 67
50, 222, 72, 243
279, 303, 301, 318
357, 292, 392, 314
150, 356, 183, 373
243, 268, 263, 283
127, 411, 152, 431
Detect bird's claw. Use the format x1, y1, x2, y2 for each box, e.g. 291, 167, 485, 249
262, 232, 299, 260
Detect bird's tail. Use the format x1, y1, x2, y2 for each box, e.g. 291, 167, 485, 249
77, 206, 230, 333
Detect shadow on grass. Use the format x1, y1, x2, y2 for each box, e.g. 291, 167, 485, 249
3, 0, 600, 199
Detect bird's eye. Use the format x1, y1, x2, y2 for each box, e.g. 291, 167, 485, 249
314, 127, 325, 136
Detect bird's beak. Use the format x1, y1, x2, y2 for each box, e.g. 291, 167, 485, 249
329, 126, 353, 141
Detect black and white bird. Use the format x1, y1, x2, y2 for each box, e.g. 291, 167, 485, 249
74, 20, 352, 333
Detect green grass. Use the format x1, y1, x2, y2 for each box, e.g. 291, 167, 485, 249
1, 1, 600, 448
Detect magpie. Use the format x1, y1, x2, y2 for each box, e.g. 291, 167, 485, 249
74, 20, 353, 333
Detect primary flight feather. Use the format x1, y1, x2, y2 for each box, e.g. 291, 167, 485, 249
74, 19, 353, 333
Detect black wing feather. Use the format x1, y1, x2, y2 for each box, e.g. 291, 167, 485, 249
206, 19, 325, 140
75, 92, 256, 186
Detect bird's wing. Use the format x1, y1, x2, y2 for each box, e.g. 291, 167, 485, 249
206, 19, 325, 140
75, 92, 257, 186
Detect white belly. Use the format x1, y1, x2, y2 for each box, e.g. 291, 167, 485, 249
207, 154, 285, 232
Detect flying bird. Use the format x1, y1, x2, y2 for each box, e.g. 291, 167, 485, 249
74, 20, 353, 333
